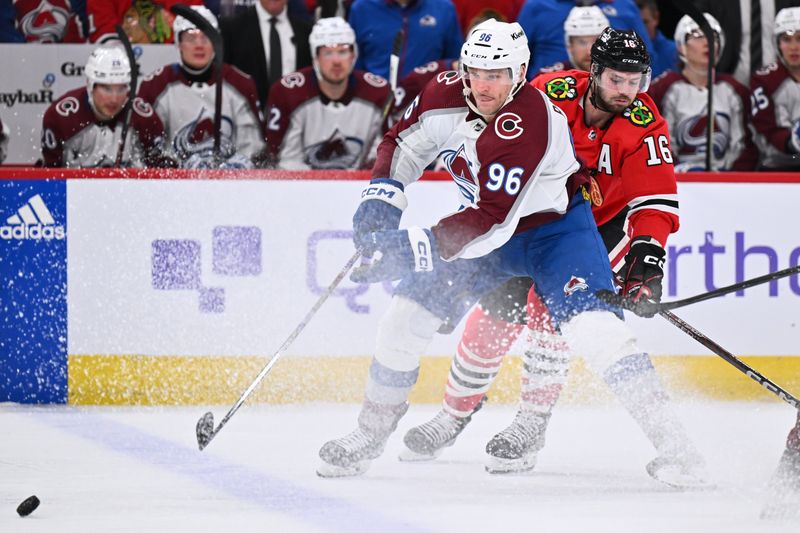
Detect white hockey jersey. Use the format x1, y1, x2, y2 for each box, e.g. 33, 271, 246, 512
648, 71, 757, 171
373, 71, 586, 261
41, 87, 142, 168
750, 61, 800, 170
132, 63, 265, 167
265, 68, 390, 169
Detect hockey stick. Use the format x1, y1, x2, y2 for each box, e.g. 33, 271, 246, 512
196, 249, 362, 450
171, 4, 225, 165
596, 265, 800, 312
658, 309, 799, 409
354, 29, 404, 169
114, 26, 138, 167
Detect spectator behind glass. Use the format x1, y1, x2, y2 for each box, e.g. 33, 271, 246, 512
2, 0, 90, 42
86, 0, 203, 43
265, 16, 391, 169
221, 0, 313, 111
636, 0, 677, 76
348, 0, 463, 79
450, 0, 523, 35
41, 45, 143, 167
648, 13, 757, 171
750, 7, 800, 170
517, 0, 657, 79
693, 0, 800, 85
132, 6, 267, 168
537, 5, 609, 74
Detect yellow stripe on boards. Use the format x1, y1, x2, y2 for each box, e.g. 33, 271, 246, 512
67, 355, 800, 406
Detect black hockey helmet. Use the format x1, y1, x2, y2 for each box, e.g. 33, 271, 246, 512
590, 27, 651, 73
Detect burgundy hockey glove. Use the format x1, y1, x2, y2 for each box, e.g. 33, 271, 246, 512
618, 238, 665, 318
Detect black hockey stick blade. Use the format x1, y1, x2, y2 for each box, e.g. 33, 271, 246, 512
596, 265, 800, 313
196, 411, 215, 450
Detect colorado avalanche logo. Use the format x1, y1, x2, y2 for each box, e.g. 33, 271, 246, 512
441, 144, 479, 205
545, 76, 578, 101
563, 275, 589, 296
494, 112, 524, 140
304, 129, 364, 169
624, 99, 655, 128
675, 112, 731, 159
174, 108, 236, 158
436, 70, 461, 85
16, 0, 71, 43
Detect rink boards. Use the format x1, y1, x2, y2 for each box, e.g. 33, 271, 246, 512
1, 169, 799, 404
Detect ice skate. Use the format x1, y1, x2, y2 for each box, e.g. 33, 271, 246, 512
317, 400, 408, 478
761, 447, 800, 520
400, 398, 486, 462
317, 428, 386, 478
485, 409, 550, 474
645, 452, 713, 490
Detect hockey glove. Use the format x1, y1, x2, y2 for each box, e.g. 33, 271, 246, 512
350, 227, 437, 283
790, 119, 800, 154
618, 237, 665, 318
352, 178, 407, 251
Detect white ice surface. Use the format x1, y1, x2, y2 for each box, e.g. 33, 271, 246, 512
1, 401, 798, 533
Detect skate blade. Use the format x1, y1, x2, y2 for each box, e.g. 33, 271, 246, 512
647, 464, 715, 491
398, 447, 442, 462
316, 461, 370, 478
484, 455, 537, 475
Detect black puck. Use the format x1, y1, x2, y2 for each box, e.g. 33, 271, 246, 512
16, 495, 40, 517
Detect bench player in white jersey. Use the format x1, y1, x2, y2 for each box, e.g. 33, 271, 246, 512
537, 5, 609, 75
41, 45, 142, 168
0, 116, 8, 163
131, 6, 266, 169
265, 17, 390, 169
316, 19, 682, 480
648, 13, 757, 171
750, 7, 800, 171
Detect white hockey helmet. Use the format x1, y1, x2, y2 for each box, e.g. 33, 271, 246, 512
460, 19, 529, 115
85, 45, 131, 92
309, 17, 358, 78
674, 13, 725, 64
564, 6, 609, 43
173, 5, 219, 42
775, 7, 800, 36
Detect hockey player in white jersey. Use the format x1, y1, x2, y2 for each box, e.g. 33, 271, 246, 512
750, 7, 800, 171
41, 44, 142, 168
265, 17, 391, 169
132, 6, 266, 169
648, 13, 757, 171
538, 5, 609, 75
316, 20, 700, 482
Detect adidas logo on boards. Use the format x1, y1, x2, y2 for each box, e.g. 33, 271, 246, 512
1, 194, 66, 240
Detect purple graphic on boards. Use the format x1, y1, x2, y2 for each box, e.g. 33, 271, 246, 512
151, 226, 262, 312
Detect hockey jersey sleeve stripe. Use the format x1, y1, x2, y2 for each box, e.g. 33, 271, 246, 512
627, 194, 679, 214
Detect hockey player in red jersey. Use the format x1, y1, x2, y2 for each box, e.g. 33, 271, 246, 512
750, 7, 800, 171
132, 6, 266, 169
41, 44, 141, 168
265, 17, 390, 169
648, 13, 757, 171
401, 27, 709, 488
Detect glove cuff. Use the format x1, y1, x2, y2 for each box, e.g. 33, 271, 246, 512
360, 180, 408, 211
630, 236, 664, 249
407, 227, 435, 272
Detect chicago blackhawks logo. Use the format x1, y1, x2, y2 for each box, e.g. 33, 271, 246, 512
624, 99, 655, 127
588, 176, 603, 207
563, 275, 589, 296
544, 76, 578, 101
494, 112, 524, 140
